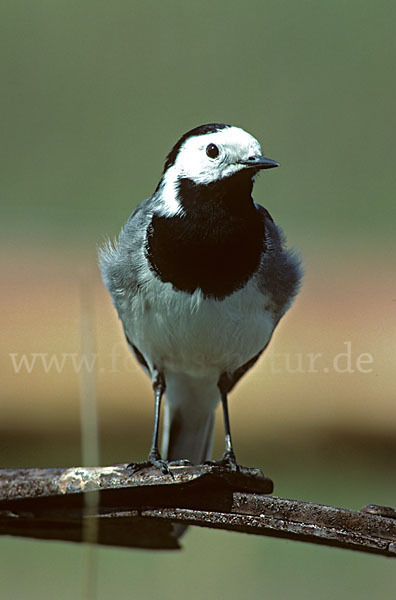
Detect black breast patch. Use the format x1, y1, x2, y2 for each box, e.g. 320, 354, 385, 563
146, 175, 265, 300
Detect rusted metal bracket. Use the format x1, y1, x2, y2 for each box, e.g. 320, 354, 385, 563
0, 464, 395, 556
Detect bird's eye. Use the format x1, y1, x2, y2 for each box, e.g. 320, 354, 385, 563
206, 143, 219, 159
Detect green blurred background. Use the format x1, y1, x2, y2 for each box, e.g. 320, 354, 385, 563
1, 1, 396, 598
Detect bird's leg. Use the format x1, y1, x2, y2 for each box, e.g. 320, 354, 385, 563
128, 370, 172, 475
219, 391, 239, 470
147, 370, 165, 463
205, 391, 239, 471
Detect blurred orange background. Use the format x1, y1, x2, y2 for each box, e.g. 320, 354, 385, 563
2, 244, 395, 456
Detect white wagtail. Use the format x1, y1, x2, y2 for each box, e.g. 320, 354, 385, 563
99, 123, 302, 473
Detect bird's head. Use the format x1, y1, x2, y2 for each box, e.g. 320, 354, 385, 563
156, 123, 279, 216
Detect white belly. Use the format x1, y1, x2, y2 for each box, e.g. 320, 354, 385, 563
121, 275, 275, 378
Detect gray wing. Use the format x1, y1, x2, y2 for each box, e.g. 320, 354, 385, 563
255, 203, 303, 320
218, 343, 270, 394
98, 193, 161, 374
98, 194, 158, 314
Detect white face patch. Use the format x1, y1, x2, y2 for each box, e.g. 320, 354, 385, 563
176, 126, 262, 184
156, 174, 184, 218
157, 126, 263, 217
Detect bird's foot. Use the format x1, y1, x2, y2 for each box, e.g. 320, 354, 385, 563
128, 458, 171, 475
128, 452, 192, 476
128, 450, 172, 476
205, 450, 239, 472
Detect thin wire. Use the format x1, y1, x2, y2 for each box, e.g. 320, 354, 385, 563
79, 268, 100, 600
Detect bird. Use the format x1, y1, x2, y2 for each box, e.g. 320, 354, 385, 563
99, 123, 302, 474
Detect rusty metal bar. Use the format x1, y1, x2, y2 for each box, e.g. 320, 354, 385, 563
0, 464, 395, 556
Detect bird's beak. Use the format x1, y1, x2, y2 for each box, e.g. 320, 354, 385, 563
238, 155, 280, 170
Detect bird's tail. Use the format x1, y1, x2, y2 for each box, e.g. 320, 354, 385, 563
160, 372, 220, 540
161, 372, 219, 465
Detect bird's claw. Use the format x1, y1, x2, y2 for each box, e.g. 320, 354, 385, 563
205, 451, 239, 472
128, 454, 193, 477
128, 452, 173, 476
